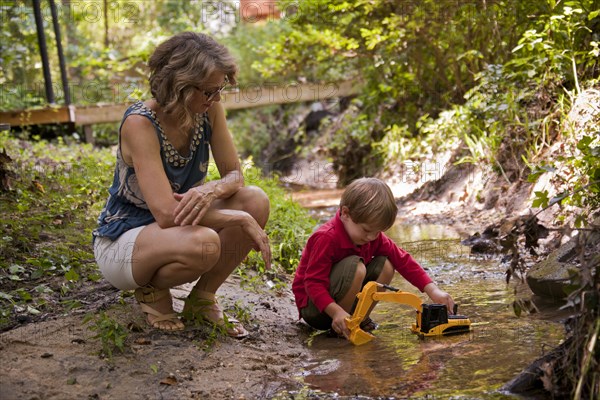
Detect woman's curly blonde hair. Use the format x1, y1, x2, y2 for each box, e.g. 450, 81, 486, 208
148, 32, 237, 133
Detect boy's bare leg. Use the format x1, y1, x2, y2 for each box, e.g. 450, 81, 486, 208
336, 259, 395, 314
365, 259, 395, 319
376, 259, 395, 286
338, 262, 367, 312
341, 260, 395, 324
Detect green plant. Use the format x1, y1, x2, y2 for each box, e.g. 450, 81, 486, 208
228, 301, 252, 325
85, 311, 128, 359
508, 0, 598, 92
522, 89, 599, 400
528, 85, 599, 228
227, 103, 308, 173
0, 132, 114, 329
249, 0, 552, 177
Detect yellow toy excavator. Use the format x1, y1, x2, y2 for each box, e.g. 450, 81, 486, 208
345, 281, 472, 345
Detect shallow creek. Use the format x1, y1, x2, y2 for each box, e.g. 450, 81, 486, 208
288, 224, 565, 399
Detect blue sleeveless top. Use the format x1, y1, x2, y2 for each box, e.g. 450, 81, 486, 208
93, 101, 212, 241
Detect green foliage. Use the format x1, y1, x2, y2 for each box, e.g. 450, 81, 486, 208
226, 103, 307, 173
525, 89, 598, 227
206, 159, 316, 276
0, 132, 114, 328
380, 1, 597, 182
84, 311, 128, 359
529, 132, 600, 227
224, 21, 289, 84
325, 100, 385, 183
0, 133, 113, 265
508, 0, 599, 92
245, 0, 562, 183
1, 0, 224, 110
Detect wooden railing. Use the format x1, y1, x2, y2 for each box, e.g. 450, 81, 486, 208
0, 81, 359, 142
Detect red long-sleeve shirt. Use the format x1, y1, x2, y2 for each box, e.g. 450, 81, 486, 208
292, 211, 433, 315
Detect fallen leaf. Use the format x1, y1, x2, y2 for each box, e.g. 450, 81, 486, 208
160, 375, 177, 386
127, 321, 144, 332
540, 361, 555, 392
134, 338, 151, 345
32, 180, 45, 193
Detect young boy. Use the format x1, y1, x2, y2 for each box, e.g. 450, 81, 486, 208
292, 177, 455, 339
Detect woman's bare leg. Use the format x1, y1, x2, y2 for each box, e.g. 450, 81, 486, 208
129, 223, 221, 330
193, 186, 270, 294
185, 186, 269, 335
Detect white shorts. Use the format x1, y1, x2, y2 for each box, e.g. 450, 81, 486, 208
93, 226, 145, 290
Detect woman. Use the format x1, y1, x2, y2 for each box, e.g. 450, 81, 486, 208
93, 32, 271, 337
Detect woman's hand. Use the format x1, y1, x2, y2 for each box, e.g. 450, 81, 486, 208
173, 186, 217, 226
240, 214, 272, 270
172, 187, 271, 269
424, 283, 456, 314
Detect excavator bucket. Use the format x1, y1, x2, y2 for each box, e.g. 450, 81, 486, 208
348, 327, 374, 345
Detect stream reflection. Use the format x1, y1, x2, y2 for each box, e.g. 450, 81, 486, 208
297, 224, 565, 399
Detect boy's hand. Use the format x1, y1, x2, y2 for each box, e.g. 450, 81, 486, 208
325, 303, 351, 339
424, 283, 456, 314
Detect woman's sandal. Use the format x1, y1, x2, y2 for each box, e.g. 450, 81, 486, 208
183, 290, 249, 339
134, 285, 184, 331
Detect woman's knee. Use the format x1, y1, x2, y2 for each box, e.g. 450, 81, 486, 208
185, 227, 221, 272
235, 186, 270, 227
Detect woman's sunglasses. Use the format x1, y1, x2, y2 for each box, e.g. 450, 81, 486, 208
194, 78, 229, 101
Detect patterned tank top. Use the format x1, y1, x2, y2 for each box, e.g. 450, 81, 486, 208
93, 101, 212, 241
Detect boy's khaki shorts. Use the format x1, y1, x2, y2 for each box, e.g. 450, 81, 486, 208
300, 255, 387, 330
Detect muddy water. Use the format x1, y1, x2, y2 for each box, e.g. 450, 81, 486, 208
292, 224, 565, 399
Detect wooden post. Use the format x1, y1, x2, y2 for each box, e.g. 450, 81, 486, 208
83, 125, 94, 145
49, 0, 71, 105
32, 0, 55, 104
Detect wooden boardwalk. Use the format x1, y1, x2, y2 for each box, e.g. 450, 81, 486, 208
0, 81, 358, 128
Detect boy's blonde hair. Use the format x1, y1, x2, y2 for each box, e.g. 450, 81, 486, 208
340, 177, 398, 231
148, 32, 237, 134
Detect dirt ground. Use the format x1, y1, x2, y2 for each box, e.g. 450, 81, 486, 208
0, 276, 315, 400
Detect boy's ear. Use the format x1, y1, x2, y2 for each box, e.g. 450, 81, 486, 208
340, 206, 350, 218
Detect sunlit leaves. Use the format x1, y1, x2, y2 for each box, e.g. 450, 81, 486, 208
508, 0, 596, 89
